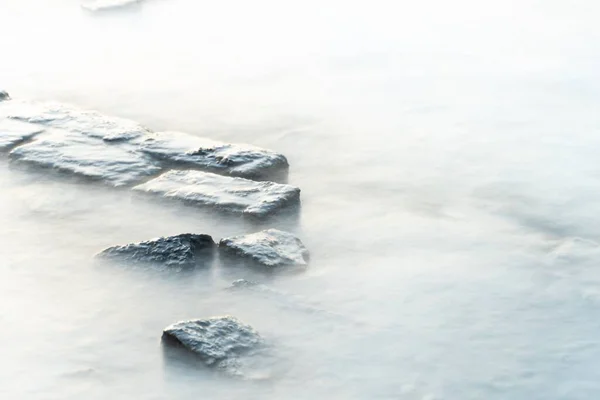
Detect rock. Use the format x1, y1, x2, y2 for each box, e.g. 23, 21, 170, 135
9, 130, 162, 187
97, 233, 215, 269
162, 316, 262, 368
231, 279, 264, 289
140, 131, 289, 181
219, 229, 309, 269
228, 279, 279, 294
0, 98, 295, 193
0, 119, 44, 151
81, 0, 142, 11
133, 170, 300, 218
0, 91, 10, 101
2, 99, 161, 186
1, 100, 151, 142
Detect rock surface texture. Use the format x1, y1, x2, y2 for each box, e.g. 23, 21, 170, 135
219, 229, 310, 269
1, 100, 151, 142
230, 279, 265, 289
97, 234, 215, 269
0, 98, 292, 195
141, 131, 289, 181
162, 316, 262, 368
133, 170, 300, 218
2, 100, 161, 186
10, 130, 162, 186
0, 119, 44, 151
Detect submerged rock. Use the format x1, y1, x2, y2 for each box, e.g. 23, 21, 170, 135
81, 0, 142, 11
133, 170, 300, 218
1, 100, 151, 142
162, 316, 262, 368
9, 130, 162, 187
219, 229, 309, 269
228, 279, 280, 295
230, 279, 265, 289
0, 119, 44, 151
141, 131, 289, 181
97, 233, 215, 269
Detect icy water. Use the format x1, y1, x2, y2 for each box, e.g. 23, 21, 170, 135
1, 0, 600, 399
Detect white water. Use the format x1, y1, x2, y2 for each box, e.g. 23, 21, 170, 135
1, 0, 600, 398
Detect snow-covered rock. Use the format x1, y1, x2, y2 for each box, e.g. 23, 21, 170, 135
141, 131, 289, 181
162, 316, 262, 369
219, 229, 309, 269
133, 170, 300, 218
97, 233, 215, 269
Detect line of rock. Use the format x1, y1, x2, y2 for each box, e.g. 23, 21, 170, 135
0, 92, 308, 374
97, 228, 309, 371
96, 228, 310, 271
0, 94, 299, 218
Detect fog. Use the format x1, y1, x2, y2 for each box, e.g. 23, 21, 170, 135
1, 0, 600, 399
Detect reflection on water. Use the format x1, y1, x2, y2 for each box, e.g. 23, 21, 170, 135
2, 0, 600, 399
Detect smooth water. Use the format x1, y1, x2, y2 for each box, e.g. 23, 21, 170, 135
1, 0, 600, 398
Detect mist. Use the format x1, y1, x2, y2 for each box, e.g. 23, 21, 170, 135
1, 0, 600, 399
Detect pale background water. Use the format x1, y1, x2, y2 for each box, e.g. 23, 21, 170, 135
1, 0, 600, 399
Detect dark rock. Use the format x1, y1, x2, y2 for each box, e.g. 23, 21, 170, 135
0, 91, 10, 101
97, 233, 215, 269
219, 229, 309, 269
162, 316, 262, 368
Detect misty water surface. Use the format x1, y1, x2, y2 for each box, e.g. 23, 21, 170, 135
1, 0, 600, 399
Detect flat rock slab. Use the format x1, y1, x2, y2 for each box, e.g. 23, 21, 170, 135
2, 99, 161, 186
141, 131, 288, 181
9, 130, 162, 187
133, 170, 300, 218
97, 233, 215, 270
219, 229, 309, 269
162, 316, 262, 368
0, 100, 151, 142
1, 97, 294, 192
0, 119, 44, 151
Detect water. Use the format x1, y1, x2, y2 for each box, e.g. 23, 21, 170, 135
1, 0, 600, 398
